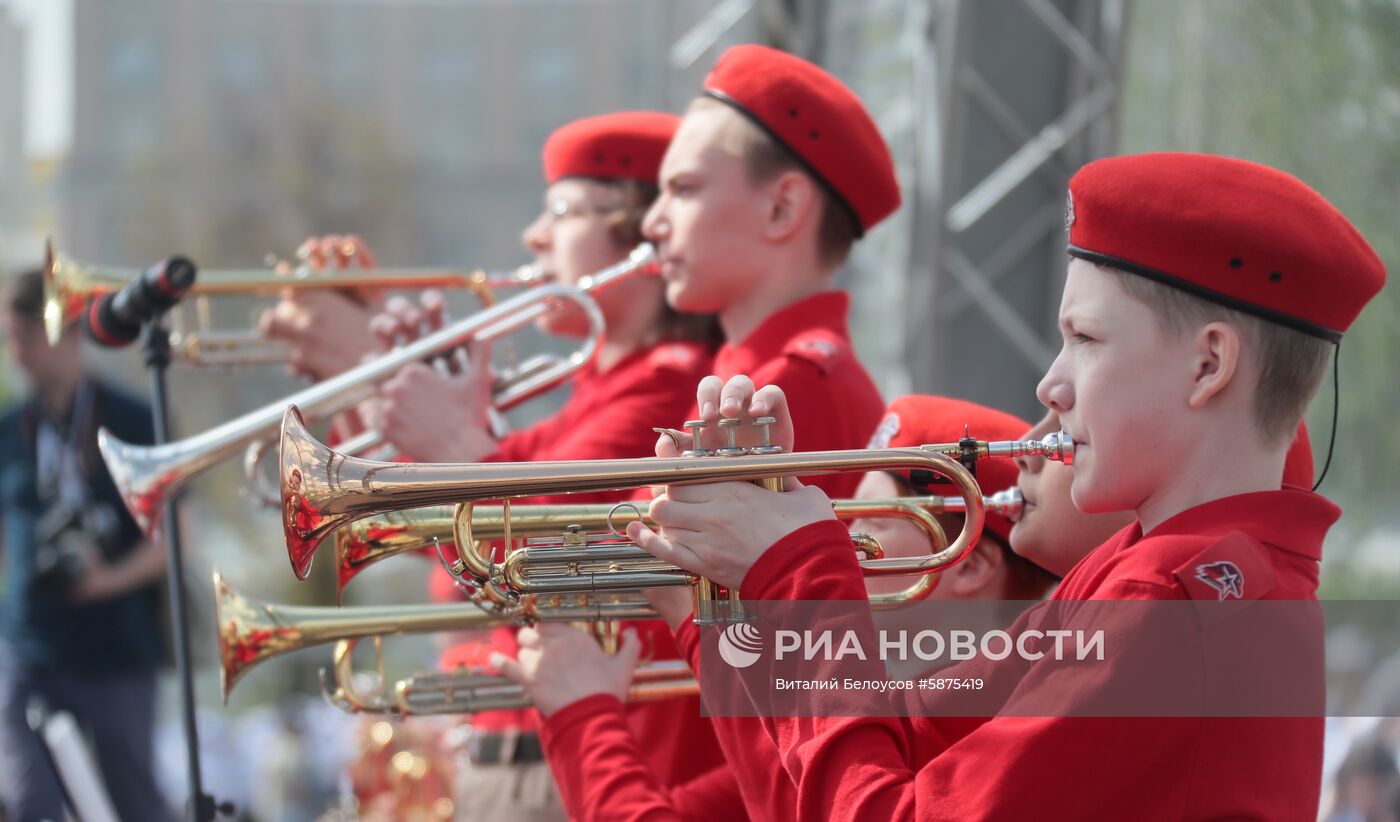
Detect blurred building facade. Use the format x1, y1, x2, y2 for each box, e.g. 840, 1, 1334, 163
62, 0, 694, 272
0, 8, 27, 270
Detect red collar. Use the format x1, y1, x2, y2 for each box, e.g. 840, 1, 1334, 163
1125, 489, 1340, 562
715, 291, 850, 376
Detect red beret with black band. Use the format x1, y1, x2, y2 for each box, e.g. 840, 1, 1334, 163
702, 44, 901, 237
1066, 152, 1385, 342
866, 395, 1029, 545
542, 111, 680, 185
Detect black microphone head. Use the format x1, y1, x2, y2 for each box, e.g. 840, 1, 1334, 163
86, 295, 142, 346
155, 256, 198, 297
85, 254, 200, 347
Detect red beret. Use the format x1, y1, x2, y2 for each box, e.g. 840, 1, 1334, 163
866, 395, 1029, 544
542, 111, 680, 185
1067, 153, 1385, 341
702, 44, 900, 236
1283, 421, 1313, 489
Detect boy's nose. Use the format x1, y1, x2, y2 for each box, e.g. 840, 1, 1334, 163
1035, 368, 1073, 414
522, 215, 551, 253
641, 198, 668, 242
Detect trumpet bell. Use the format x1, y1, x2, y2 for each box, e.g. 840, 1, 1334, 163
215, 571, 296, 700
97, 428, 177, 536
98, 251, 649, 538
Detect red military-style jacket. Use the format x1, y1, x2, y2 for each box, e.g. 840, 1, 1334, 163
539, 290, 886, 821
693, 291, 885, 499
432, 339, 728, 788
727, 488, 1338, 821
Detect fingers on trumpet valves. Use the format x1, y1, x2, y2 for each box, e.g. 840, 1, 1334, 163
668, 416, 784, 458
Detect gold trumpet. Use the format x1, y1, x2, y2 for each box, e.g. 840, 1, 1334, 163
280, 405, 1071, 619
99, 245, 657, 535
390, 658, 697, 716
214, 571, 655, 701
328, 492, 1022, 600
42, 237, 539, 353
320, 628, 697, 716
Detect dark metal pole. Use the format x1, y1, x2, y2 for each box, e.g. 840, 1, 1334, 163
139, 322, 225, 822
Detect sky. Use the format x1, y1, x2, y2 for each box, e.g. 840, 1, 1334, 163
3, 0, 73, 158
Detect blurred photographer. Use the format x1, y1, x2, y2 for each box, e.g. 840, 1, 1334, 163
0, 268, 171, 822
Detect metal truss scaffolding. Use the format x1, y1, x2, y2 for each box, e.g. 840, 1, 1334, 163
903, 0, 1130, 418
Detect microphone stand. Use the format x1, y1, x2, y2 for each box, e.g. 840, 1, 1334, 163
138, 319, 232, 822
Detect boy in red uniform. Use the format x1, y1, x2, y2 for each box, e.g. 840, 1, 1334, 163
267, 112, 724, 818
622, 152, 1386, 819
634, 43, 892, 499
482, 43, 896, 819
498, 395, 1047, 821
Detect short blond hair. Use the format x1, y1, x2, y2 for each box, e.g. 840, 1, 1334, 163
1105, 266, 1332, 444
688, 97, 856, 268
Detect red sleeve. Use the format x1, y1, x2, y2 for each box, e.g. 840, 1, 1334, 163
540, 695, 745, 822
489, 416, 555, 464
490, 352, 709, 508
762, 579, 1228, 821
746, 352, 883, 500
738, 519, 867, 602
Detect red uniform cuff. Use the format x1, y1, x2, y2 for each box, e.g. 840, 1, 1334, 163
540, 692, 628, 743
739, 519, 861, 601
674, 620, 702, 672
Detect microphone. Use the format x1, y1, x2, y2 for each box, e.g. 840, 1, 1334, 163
85, 256, 198, 347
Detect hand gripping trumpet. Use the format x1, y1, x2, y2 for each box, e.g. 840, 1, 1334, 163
279, 405, 1071, 622
214, 571, 657, 704
325, 490, 1023, 602
98, 245, 657, 534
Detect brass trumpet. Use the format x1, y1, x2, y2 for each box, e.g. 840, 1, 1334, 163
390, 659, 697, 716
100, 245, 657, 534
320, 629, 696, 716
279, 406, 1071, 617
214, 571, 655, 701
41, 237, 538, 353
328, 492, 1021, 600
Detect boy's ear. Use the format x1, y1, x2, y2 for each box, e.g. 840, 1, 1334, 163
1187, 321, 1242, 409
763, 171, 818, 241
945, 541, 1003, 597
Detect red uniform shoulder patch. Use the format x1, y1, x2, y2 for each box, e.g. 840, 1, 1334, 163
782, 330, 849, 375
1173, 532, 1278, 625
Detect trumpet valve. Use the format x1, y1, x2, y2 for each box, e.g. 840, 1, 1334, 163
750, 416, 783, 455
682, 420, 711, 457
716, 418, 745, 457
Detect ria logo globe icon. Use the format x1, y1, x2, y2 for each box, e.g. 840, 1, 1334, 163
718, 622, 763, 669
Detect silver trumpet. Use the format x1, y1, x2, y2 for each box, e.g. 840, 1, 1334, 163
100, 244, 657, 535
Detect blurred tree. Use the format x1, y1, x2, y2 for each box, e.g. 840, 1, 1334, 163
1120, 0, 1400, 590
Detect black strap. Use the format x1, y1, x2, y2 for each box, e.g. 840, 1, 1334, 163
1312, 343, 1340, 493
467, 732, 546, 764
